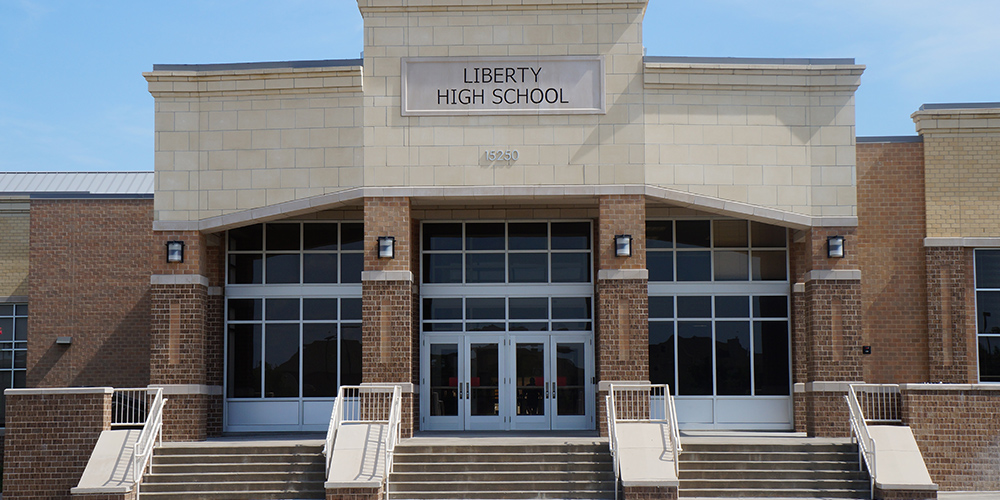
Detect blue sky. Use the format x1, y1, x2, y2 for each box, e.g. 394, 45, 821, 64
1, 0, 998, 172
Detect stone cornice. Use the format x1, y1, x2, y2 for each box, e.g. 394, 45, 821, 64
144, 65, 363, 98
357, 0, 647, 14
644, 62, 864, 93
912, 107, 1000, 135
154, 185, 857, 233
925, 237, 1000, 248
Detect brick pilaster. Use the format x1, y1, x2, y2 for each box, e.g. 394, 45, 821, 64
362, 197, 416, 436
925, 247, 977, 383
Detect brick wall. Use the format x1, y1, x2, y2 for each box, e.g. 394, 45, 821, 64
326, 486, 382, 500
150, 284, 207, 386
364, 197, 411, 272
3, 389, 111, 500
925, 247, 977, 383
0, 206, 29, 297
856, 141, 929, 383
901, 386, 1000, 491
622, 485, 678, 500
803, 390, 850, 438
596, 279, 648, 382
598, 195, 645, 270
806, 280, 863, 383
28, 199, 153, 388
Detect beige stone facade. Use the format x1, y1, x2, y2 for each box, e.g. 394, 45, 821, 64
0, 199, 29, 299
145, 0, 862, 229
913, 105, 1000, 239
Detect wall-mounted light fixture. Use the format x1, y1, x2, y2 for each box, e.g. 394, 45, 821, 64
378, 236, 395, 259
827, 235, 845, 258
615, 234, 632, 257
166, 240, 185, 263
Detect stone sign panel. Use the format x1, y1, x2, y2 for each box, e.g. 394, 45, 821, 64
401, 56, 605, 116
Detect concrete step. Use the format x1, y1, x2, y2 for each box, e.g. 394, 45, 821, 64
680, 489, 870, 499
144, 471, 326, 484
150, 461, 324, 474
137, 491, 325, 500
140, 480, 326, 493
389, 491, 615, 500
680, 460, 860, 471
152, 453, 323, 465
679, 469, 869, 481
391, 470, 613, 483
680, 451, 860, 462
393, 451, 611, 463
393, 461, 610, 472
390, 480, 615, 493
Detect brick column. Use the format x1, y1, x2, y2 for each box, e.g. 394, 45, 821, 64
595, 195, 648, 435
925, 247, 977, 383
3, 388, 112, 499
361, 198, 416, 438
794, 228, 863, 437
149, 230, 224, 441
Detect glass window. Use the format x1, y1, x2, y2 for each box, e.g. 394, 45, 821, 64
677, 321, 713, 395
648, 251, 674, 282
677, 296, 712, 318
423, 223, 463, 251
227, 222, 364, 285
715, 321, 751, 395
755, 321, 791, 395
676, 221, 711, 249
466, 254, 505, 283
648, 219, 787, 283
976, 250, 1000, 382
646, 221, 673, 249
751, 222, 786, 247
714, 220, 748, 248
714, 251, 749, 281
0, 304, 28, 423
509, 253, 548, 283
551, 222, 591, 250
509, 223, 548, 250
466, 223, 505, 251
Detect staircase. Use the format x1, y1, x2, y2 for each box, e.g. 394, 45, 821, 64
388, 438, 615, 500
139, 439, 326, 499
678, 438, 871, 499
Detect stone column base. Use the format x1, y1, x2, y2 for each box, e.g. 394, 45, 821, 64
795, 381, 857, 438
152, 385, 222, 442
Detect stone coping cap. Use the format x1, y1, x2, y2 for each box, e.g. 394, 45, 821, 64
6, 387, 113, 396
153, 58, 362, 73
857, 136, 923, 143
920, 102, 1000, 111
645, 55, 855, 66
900, 383, 1000, 391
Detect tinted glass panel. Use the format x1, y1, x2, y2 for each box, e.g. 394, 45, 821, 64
466, 253, 505, 283
552, 297, 591, 319
516, 343, 545, 415
466, 223, 505, 251
649, 296, 674, 319
509, 223, 547, 250
303, 299, 337, 321
677, 321, 712, 395
0, 319, 11, 342
716, 296, 749, 318
423, 323, 462, 332
979, 336, 1000, 382
470, 343, 500, 416
15, 304, 26, 316
466, 298, 505, 320
303, 253, 338, 283
509, 253, 548, 283
229, 254, 262, 284
341, 253, 362, 284
13, 318, 25, 340
977, 250, 1000, 288
551, 222, 590, 250
676, 220, 710, 249
552, 322, 591, 332
341, 299, 362, 321
0, 305, 11, 316
267, 223, 300, 251
556, 343, 586, 416
649, 321, 675, 389
755, 321, 791, 395
228, 298, 262, 321
467, 322, 504, 332
423, 254, 462, 283
302, 323, 338, 397
978, 291, 1000, 333
646, 221, 674, 249
423, 223, 463, 251
509, 322, 547, 332
430, 343, 459, 416
752, 251, 787, 281
677, 296, 712, 318
551, 253, 590, 282
229, 224, 263, 251
716, 321, 751, 395
676, 251, 711, 281
340, 323, 363, 386
752, 222, 786, 247
714, 250, 749, 281
228, 324, 261, 398
424, 298, 463, 320
510, 298, 547, 320
648, 251, 674, 282
714, 220, 748, 247
754, 296, 788, 318
303, 223, 338, 251
340, 223, 364, 251
265, 254, 299, 284
266, 298, 299, 321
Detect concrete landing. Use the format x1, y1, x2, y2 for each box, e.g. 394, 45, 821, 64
71, 429, 140, 495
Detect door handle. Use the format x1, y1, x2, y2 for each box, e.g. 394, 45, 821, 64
466, 382, 470, 400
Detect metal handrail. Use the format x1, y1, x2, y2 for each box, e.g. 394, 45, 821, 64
845, 383, 900, 499
127, 387, 166, 498
323, 385, 402, 500
606, 384, 682, 499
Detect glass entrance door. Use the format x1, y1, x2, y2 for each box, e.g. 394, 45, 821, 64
422, 333, 592, 431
